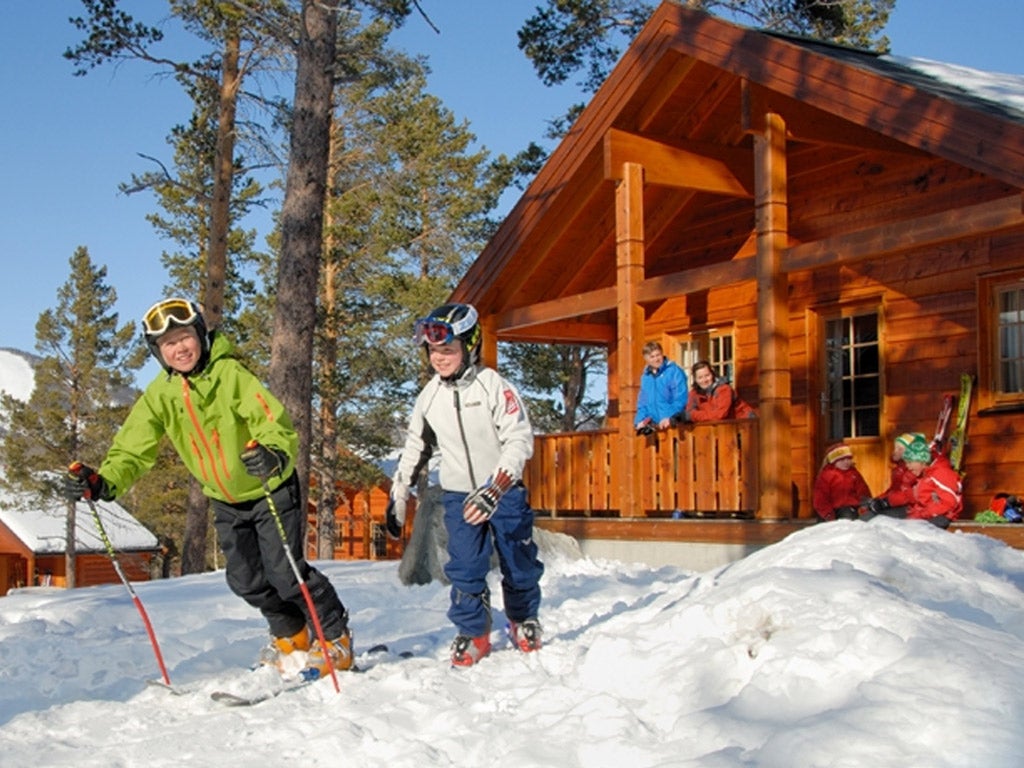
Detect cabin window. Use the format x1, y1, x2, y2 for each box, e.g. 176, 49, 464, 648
674, 329, 734, 381
824, 312, 880, 439
978, 273, 1024, 408
370, 522, 387, 559
995, 285, 1024, 394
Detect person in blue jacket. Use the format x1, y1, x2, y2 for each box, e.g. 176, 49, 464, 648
634, 341, 689, 434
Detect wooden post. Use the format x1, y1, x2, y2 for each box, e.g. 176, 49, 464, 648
754, 112, 792, 520
615, 162, 646, 517
479, 312, 498, 369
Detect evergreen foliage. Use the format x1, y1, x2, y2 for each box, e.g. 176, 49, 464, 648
518, 0, 894, 93
0, 247, 147, 585
1, 247, 145, 495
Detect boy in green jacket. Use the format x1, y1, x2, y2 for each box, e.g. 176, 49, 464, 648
64, 297, 351, 681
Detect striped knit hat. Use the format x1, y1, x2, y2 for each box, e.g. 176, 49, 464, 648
895, 432, 924, 451
823, 443, 854, 466
903, 436, 932, 464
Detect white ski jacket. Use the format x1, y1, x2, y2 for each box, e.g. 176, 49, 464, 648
392, 365, 534, 498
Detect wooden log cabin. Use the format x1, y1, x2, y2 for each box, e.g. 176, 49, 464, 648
0, 499, 160, 595
448, 4, 1024, 564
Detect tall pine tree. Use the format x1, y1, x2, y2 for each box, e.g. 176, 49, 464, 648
1, 247, 146, 587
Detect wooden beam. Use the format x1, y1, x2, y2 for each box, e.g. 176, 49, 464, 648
755, 112, 792, 521
496, 286, 618, 330
742, 80, 927, 156
479, 313, 497, 369
497, 322, 615, 345
604, 128, 754, 197
638, 256, 757, 303
784, 194, 1024, 272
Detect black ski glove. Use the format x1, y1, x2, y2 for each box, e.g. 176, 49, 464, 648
865, 497, 890, 515
64, 462, 110, 502
385, 496, 406, 540
240, 442, 288, 479
834, 505, 859, 521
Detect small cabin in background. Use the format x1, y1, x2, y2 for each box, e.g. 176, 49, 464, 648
0, 497, 160, 595
306, 471, 416, 562
449, 4, 1024, 565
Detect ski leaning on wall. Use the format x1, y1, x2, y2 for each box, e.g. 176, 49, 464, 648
947, 374, 974, 472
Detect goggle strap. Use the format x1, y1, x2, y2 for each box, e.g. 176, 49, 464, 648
143, 299, 197, 336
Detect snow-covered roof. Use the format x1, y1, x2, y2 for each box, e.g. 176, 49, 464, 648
889, 56, 1024, 117
0, 491, 159, 553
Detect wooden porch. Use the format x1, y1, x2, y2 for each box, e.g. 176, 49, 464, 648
524, 422, 1024, 552
525, 420, 760, 518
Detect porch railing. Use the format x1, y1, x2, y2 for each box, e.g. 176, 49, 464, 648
524, 420, 760, 517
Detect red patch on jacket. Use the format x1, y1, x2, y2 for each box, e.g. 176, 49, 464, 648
503, 389, 520, 415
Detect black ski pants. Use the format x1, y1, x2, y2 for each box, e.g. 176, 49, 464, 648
211, 472, 348, 640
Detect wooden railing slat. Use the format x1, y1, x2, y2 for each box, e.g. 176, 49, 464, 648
526, 422, 759, 516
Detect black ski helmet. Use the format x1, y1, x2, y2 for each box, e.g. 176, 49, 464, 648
414, 303, 482, 371
142, 297, 210, 373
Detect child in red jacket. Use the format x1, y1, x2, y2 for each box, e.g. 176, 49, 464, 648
878, 432, 922, 507
812, 443, 872, 522
862, 435, 962, 528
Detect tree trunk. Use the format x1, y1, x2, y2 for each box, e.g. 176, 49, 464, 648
269, 0, 337, 522
317, 259, 340, 560
65, 502, 77, 589
204, 26, 241, 329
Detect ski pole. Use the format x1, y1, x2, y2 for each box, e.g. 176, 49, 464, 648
245, 442, 340, 693
72, 473, 171, 687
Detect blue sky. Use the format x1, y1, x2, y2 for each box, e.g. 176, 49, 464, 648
1, 0, 1021, 365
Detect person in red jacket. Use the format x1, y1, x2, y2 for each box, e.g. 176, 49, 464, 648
862, 435, 963, 528
878, 432, 923, 507
812, 443, 872, 521
683, 361, 757, 422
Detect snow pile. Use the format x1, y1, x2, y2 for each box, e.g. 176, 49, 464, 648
1, 520, 1023, 766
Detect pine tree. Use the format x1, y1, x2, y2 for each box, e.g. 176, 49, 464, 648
502, 343, 608, 433
311, 48, 501, 555
1, 247, 146, 587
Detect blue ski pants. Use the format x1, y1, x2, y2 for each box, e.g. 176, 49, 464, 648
442, 485, 544, 637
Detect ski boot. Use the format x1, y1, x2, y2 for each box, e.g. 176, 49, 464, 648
259, 626, 311, 676
508, 618, 542, 652
302, 628, 354, 680
450, 632, 491, 667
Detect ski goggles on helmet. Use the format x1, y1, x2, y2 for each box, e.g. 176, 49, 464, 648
414, 305, 478, 346
143, 298, 199, 337
414, 319, 459, 346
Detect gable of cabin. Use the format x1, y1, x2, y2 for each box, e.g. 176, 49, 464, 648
450, 3, 1024, 554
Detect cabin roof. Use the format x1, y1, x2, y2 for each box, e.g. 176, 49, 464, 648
0, 494, 159, 554
452, 4, 1024, 343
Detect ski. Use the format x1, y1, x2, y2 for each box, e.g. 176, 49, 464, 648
948, 373, 974, 471
933, 393, 954, 451
146, 678, 195, 696
353, 643, 415, 673
209, 644, 406, 706
211, 679, 310, 707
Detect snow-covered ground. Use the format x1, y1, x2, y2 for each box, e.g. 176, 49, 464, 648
2, 519, 1023, 767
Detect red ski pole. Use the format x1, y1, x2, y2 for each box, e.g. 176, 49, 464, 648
245, 442, 340, 693
74, 480, 171, 687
